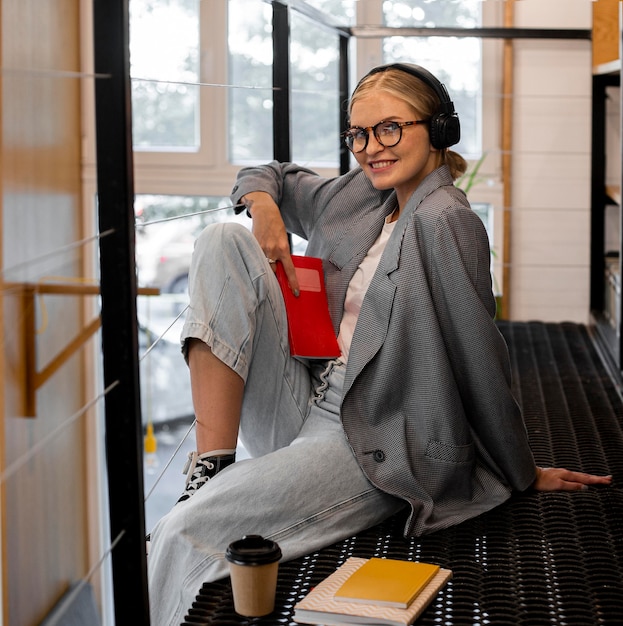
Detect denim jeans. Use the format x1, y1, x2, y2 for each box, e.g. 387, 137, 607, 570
147, 223, 404, 625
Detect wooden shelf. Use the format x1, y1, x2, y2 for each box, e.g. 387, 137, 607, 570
606, 185, 622, 206
593, 0, 621, 69
591, 310, 621, 379
3, 280, 159, 416
591, 0, 622, 376
594, 59, 622, 76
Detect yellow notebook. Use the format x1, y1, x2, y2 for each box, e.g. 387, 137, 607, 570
293, 557, 452, 626
334, 557, 440, 609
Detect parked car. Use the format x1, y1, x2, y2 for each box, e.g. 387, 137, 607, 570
136, 217, 205, 294
136, 214, 308, 294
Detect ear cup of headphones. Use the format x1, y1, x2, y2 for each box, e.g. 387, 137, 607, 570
429, 112, 461, 150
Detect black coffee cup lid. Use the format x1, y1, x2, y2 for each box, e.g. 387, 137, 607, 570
226, 535, 282, 566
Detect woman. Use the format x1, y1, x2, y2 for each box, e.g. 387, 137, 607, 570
147, 63, 610, 624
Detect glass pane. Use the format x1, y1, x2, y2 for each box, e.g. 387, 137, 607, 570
384, 0, 480, 29
228, 0, 274, 163
291, 13, 340, 166
471, 201, 493, 244
383, 1, 482, 158
130, 0, 200, 150
302, 0, 357, 25
470, 202, 499, 301
228, 0, 342, 166
136, 195, 249, 526
135, 194, 244, 292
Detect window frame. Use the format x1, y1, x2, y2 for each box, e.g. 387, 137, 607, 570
125, 0, 503, 208
81, 0, 505, 279
131, 0, 240, 198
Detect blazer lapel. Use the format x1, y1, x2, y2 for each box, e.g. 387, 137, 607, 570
325, 194, 397, 331
343, 218, 403, 396
343, 167, 457, 395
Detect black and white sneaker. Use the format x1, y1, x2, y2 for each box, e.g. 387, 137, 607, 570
177, 450, 236, 503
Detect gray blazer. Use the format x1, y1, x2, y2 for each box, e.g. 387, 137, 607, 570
232, 162, 537, 537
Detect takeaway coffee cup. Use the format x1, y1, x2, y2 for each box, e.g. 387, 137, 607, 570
226, 535, 282, 617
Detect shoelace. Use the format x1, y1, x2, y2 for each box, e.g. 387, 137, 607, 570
182, 451, 215, 490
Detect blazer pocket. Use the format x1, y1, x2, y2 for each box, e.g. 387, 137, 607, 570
425, 439, 474, 464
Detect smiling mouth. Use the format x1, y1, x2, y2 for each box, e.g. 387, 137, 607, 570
370, 160, 395, 169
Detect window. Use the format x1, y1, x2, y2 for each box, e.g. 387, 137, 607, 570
228, 0, 348, 167
135, 194, 235, 292
135, 193, 243, 528
289, 13, 341, 165
130, 0, 201, 151
383, 0, 482, 158
228, 0, 273, 163
129, 0, 500, 179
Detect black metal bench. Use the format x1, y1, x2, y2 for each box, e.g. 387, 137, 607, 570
182, 321, 623, 625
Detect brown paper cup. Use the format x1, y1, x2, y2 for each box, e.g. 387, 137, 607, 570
228, 560, 279, 616
226, 535, 282, 617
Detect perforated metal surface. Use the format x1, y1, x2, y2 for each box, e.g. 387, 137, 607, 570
181, 322, 623, 625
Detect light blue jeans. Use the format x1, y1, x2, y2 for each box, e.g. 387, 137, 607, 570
147, 223, 404, 625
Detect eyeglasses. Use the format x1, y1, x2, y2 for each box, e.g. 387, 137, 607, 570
341, 119, 429, 153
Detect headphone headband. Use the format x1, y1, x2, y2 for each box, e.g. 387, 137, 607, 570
357, 63, 461, 149
365, 63, 455, 115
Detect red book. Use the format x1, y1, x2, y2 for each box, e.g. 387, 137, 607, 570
275, 255, 341, 359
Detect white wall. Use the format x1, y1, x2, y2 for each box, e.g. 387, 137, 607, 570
509, 0, 593, 322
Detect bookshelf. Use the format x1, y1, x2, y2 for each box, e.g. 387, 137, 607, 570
590, 0, 622, 377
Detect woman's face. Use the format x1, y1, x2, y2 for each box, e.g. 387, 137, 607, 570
349, 91, 440, 208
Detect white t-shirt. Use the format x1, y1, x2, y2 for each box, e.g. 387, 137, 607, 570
337, 216, 397, 362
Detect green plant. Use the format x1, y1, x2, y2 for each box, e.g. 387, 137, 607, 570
456, 152, 487, 194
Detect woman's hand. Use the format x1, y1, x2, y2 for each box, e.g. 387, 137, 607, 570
242, 191, 300, 296
532, 466, 612, 491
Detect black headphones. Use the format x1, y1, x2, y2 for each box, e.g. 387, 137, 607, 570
360, 63, 461, 150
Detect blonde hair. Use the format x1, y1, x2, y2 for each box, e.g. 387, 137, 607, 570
349, 68, 467, 181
